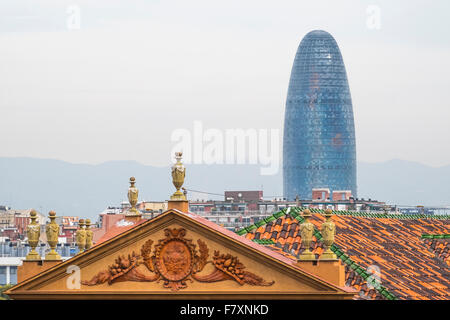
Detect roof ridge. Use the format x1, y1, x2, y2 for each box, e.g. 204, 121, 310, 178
236, 207, 450, 236
421, 233, 450, 239
252, 238, 276, 245
306, 207, 449, 220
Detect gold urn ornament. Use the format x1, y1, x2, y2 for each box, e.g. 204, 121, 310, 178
127, 177, 140, 215
45, 211, 61, 260
76, 219, 87, 254
25, 209, 41, 260
298, 209, 316, 261
320, 209, 337, 260
85, 219, 93, 250
170, 152, 186, 200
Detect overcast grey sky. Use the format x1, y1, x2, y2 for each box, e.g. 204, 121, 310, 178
1, 0, 449, 168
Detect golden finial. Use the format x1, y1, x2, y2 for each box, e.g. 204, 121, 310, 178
320, 208, 337, 260
76, 219, 86, 254
45, 211, 61, 260
85, 219, 93, 250
25, 209, 41, 260
170, 152, 186, 200
298, 209, 315, 261
127, 176, 140, 216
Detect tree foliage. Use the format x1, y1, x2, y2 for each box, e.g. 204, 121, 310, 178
0, 284, 12, 300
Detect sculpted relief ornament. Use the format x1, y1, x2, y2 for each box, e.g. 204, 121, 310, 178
82, 228, 275, 291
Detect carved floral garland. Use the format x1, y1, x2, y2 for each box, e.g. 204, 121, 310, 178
81, 228, 274, 291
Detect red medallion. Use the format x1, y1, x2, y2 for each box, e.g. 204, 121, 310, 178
157, 240, 192, 281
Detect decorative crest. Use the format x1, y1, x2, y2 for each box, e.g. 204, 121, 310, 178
298, 209, 315, 261
25, 209, 41, 260
170, 152, 186, 200
85, 219, 93, 250
127, 177, 140, 216
76, 219, 86, 254
320, 209, 337, 260
45, 211, 61, 260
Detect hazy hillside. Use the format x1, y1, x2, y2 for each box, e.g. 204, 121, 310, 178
358, 160, 450, 207
0, 157, 448, 219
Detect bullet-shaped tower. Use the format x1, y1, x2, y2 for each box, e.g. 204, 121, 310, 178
283, 30, 357, 200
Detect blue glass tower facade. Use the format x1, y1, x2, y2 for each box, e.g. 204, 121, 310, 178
283, 30, 357, 200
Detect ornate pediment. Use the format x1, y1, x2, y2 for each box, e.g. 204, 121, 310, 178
6, 209, 355, 299
82, 227, 274, 291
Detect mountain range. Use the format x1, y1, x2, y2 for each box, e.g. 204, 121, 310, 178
0, 157, 448, 220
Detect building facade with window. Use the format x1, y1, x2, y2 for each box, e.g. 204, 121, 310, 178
0, 258, 20, 286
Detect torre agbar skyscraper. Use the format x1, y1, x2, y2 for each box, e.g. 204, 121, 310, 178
283, 30, 357, 200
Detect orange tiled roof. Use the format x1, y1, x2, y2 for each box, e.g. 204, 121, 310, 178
95, 218, 147, 244
422, 238, 450, 266
237, 207, 450, 300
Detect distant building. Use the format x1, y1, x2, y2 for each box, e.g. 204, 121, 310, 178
55, 216, 79, 244
397, 206, 450, 216
224, 191, 263, 202
138, 201, 167, 218
93, 201, 167, 242
0, 208, 45, 241
189, 189, 391, 230
94, 213, 126, 243
0, 257, 19, 286
283, 30, 357, 200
